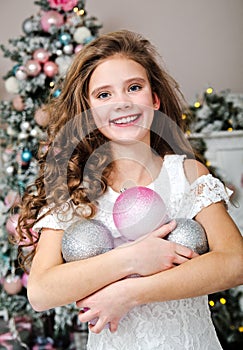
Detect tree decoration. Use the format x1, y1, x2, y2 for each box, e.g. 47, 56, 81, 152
0, 0, 101, 347
183, 88, 243, 134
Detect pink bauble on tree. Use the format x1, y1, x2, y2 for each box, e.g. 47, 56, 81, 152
41, 10, 64, 32
113, 186, 168, 241
33, 48, 50, 63
25, 60, 42, 77
43, 61, 58, 77
6, 214, 19, 235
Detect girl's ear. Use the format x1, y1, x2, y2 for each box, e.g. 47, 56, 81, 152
153, 93, 160, 110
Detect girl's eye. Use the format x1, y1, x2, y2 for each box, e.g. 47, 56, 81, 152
97, 92, 110, 99
129, 84, 142, 92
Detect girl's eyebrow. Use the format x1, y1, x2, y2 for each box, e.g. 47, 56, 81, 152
90, 77, 147, 97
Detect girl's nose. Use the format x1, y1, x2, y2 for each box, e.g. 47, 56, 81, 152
114, 96, 133, 111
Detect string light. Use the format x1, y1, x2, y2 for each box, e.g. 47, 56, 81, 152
227, 127, 233, 132
79, 9, 85, 16
49, 81, 55, 88
220, 298, 226, 305
73, 7, 79, 13
206, 87, 213, 94
209, 300, 215, 307
182, 113, 187, 120
194, 101, 201, 108
239, 326, 243, 332
206, 161, 211, 167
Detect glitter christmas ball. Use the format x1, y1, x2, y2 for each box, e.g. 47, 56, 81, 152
62, 219, 114, 262
113, 187, 168, 241
166, 218, 209, 254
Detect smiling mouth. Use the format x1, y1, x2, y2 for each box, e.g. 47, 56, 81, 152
110, 114, 141, 125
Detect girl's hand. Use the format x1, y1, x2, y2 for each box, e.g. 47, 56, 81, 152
77, 278, 135, 334
122, 220, 198, 276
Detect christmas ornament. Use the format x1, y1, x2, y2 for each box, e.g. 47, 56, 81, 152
62, 219, 114, 262
25, 60, 42, 77
63, 44, 73, 55
5, 76, 19, 94
18, 131, 29, 140
113, 187, 208, 254
55, 55, 72, 75
40, 10, 64, 32
22, 17, 34, 34
73, 26, 91, 44
3, 274, 23, 295
6, 214, 19, 235
74, 44, 83, 53
20, 121, 30, 131
43, 61, 59, 77
34, 107, 50, 127
33, 48, 50, 63
15, 66, 28, 80
4, 190, 20, 209
21, 150, 32, 163
53, 89, 61, 97
6, 166, 14, 175
59, 32, 72, 45
166, 218, 208, 254
12, 95, 25, 111
113, 186, 168, 240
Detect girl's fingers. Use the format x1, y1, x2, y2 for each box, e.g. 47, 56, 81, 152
152, 220, 177, 238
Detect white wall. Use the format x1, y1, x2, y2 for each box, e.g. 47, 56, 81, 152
0, 0, 243, 102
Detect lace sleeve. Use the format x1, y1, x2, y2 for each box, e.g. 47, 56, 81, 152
188, 174, 233, 218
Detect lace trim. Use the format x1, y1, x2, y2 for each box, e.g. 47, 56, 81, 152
188, 174, 232, 218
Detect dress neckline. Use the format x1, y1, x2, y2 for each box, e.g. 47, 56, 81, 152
107, 154, 175, 195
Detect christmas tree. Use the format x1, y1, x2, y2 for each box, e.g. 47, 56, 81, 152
184, 88, 243, 349
0, 1, 101, 348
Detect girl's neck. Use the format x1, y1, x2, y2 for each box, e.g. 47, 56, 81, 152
109, 141, 163, 192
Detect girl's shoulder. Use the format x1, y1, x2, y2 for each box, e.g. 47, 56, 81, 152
163, 154, 209, 184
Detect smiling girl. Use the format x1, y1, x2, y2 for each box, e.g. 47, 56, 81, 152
17, 30, 243, 349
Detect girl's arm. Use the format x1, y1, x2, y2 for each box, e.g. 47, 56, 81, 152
78, 200, 243, 333
77, 160, 243, 333
27, 220, 196, 311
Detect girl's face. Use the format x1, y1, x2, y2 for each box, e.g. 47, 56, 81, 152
88, 55, 160, 145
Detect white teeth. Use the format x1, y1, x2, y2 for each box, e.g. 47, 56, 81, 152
112, 115, 139, 124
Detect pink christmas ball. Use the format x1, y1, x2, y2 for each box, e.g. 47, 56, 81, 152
33, 48, 50, 63
41, 10, 64, 32
34, 107, 50, 127
113, 187, 168, 241
25, 60, 42, 77
6, 214, 19, 235
74, 44, 83, 53
4, 190, 20, 208
43, 61, 59, 77
3, 274, 23, 295
12, 95, 25, 111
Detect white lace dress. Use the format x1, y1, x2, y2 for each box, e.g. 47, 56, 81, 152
33, 155, 232, 350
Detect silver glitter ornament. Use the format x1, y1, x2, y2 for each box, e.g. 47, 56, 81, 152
166, 218, 209, 254
62, 219, 114, 262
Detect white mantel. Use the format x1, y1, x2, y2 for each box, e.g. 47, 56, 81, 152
190, 130, 243, 234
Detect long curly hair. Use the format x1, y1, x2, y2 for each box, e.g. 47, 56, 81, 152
17, 29, 193, 270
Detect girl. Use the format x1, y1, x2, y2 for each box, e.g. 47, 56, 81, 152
18, 30, 243, 349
